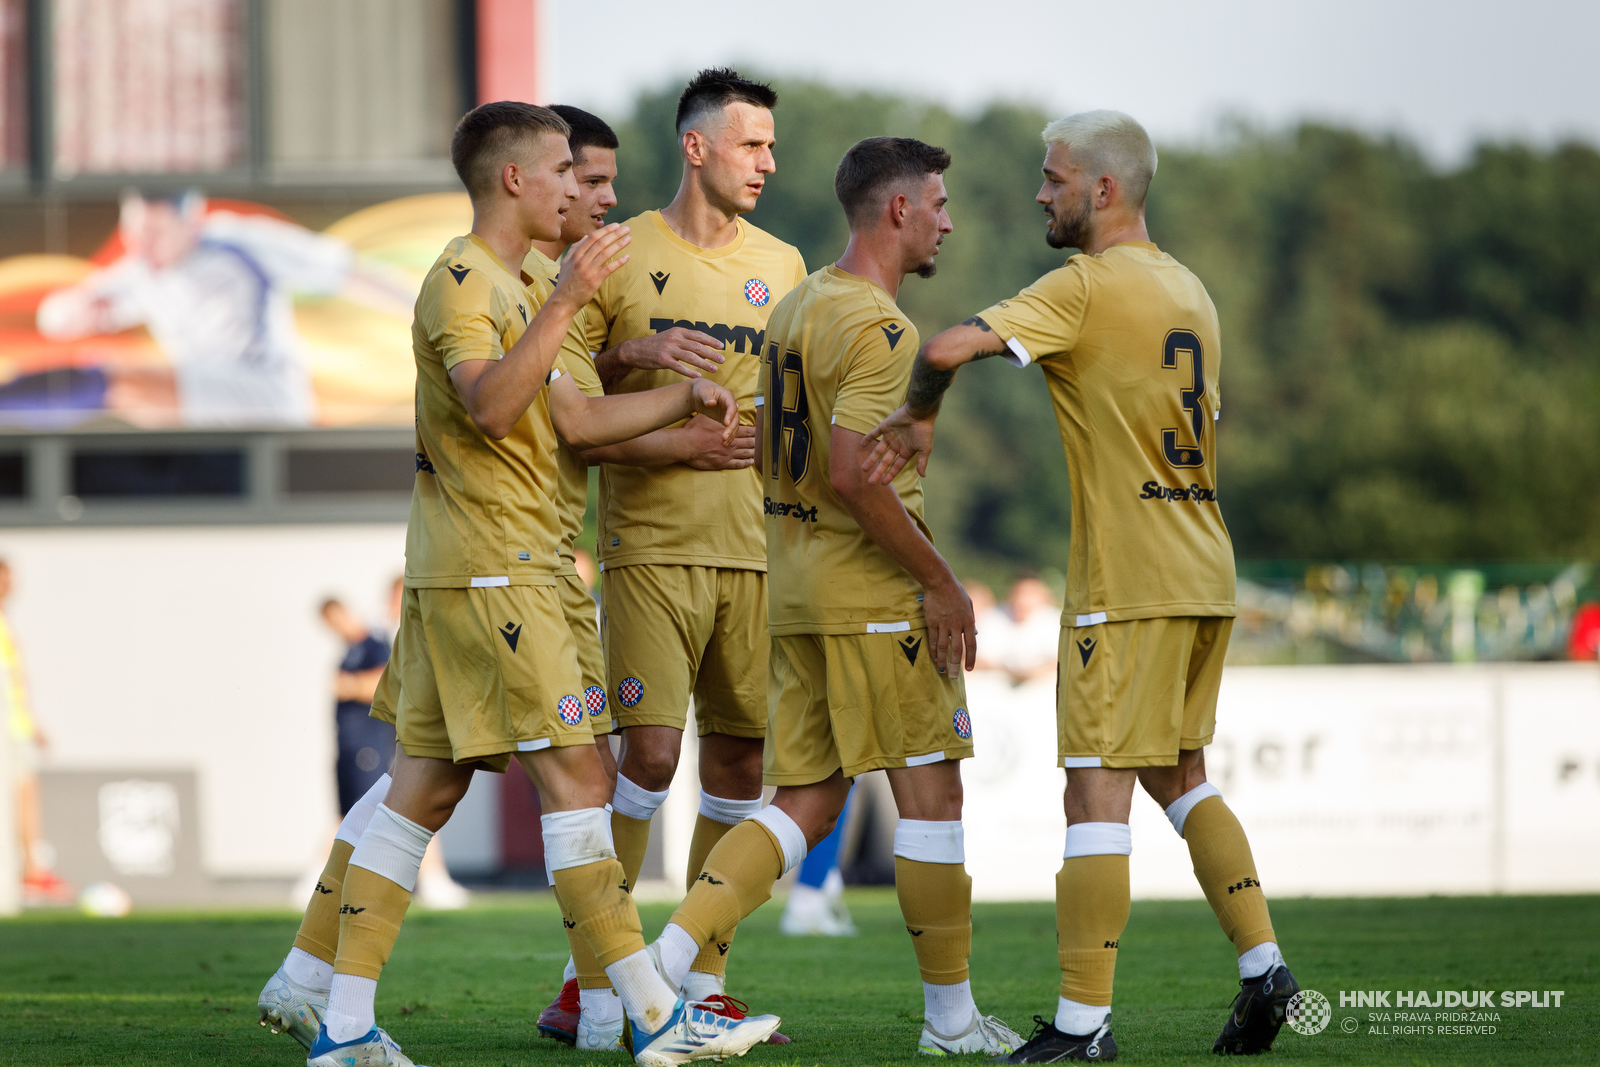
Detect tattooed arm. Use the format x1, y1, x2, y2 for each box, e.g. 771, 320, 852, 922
859, 315, 1010, 484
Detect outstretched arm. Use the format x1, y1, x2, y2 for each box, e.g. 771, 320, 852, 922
581, 417, 756, 470
859, 316, 1010, 483
593, 327, 729, 392
549, 374, 739, 452
831, 424, 975, 674
450, 225, 631, 439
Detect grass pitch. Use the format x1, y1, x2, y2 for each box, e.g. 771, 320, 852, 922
0, 891, 1594, 1066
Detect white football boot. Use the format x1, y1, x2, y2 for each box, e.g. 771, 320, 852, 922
305, 1023, 418, 1067
257, 966, 326, 1050
918, 1010, 1024, 1056
632, 998, 781, 1067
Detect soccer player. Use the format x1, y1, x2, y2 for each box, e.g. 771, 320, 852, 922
860, 110, 1298, 1061
643, 136, 1021, 1058
528, 104, 762, 1052
255, 101, 779, 1067
558, 68, 805, 1017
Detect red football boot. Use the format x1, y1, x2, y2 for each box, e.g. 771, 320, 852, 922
537, 978, 581, 1045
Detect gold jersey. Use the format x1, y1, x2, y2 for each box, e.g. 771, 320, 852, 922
760, 266, 930, 635
405, 233, 566, 587
978, 241, 1235, 622
562, 210, 807, 571
526, 245, 603, 578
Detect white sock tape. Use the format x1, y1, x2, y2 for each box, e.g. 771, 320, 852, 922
699, 791, 763, 826
1063, 821, 1132, 859
335, 774, 392, 847
752, 805, 808, 875
611, 774, 669, 821
1164, 782, 1222, 838
542, 806, 617, 872
348, 804, 432, 892
892, 819, 965, 864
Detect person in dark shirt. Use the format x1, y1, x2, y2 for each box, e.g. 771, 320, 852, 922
319, 598, 395, 814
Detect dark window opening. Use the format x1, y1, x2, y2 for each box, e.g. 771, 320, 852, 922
0, 453, 24, 498
73, 450, 245, 498
285, 449, 413, 494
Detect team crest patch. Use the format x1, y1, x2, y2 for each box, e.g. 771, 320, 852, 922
743, 279, 770, 306
952, 708, 972, 739
557, 695, 584, 726
618, 677, 644, 707
584, 685, 607, 716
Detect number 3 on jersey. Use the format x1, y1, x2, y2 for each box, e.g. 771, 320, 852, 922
1161, 329, 1206, 469
767, 343, 813, 482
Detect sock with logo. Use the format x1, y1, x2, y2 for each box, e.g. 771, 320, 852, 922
553, 883, 611, 990
664, 808, 806, 987
1055, 823, 1131, 1021
1180, 794, 1277, 960
326, 804, 431, 1040
545, 808, 645, 968
610, 774, 668, 891
892, 818, 975, 1029
291, 774, 391, 968
685, 792, 763, 986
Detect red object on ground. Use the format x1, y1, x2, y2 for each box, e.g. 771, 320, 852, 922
1568, 603, 1600, 660
699, 994, 791, 1045
536, 977, 580, 1044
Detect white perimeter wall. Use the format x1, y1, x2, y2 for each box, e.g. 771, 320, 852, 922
7, 519, 1600, 898
2, 524, 406, 879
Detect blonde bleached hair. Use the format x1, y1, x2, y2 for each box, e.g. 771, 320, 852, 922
1041, 110, 1158, 207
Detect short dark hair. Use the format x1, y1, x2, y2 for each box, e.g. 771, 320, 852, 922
834, 137, 951, 227
450, 101, 571, 200
675, 68, 778, 135
549, 105, 618, 163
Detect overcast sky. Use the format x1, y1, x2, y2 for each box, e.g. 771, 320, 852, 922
551, 0, 1600, 162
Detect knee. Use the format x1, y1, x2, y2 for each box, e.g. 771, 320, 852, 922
621, 742, 679, 792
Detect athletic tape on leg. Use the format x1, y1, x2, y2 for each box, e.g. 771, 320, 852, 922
698, 791, 763, 826
1063, 822, 1132, 859
752, 806, 808, 874
611, 775, 669, 821
1164, 782, 1222, 837
543, 807, 618, 872
348, 804, 432, 892
335, 774, 392, 847
893, 819, 965, 863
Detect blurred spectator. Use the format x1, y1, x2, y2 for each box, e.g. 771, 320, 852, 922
321, 598, 393, 814
0, 560, 73, 902
574, 548, 599, 592
1568, 600, 1600, 660
290, 587, 467, 908
965, 579, 1011, 672
1000, 576, 1060, 683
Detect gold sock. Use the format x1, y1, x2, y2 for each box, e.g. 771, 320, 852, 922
668, 820, 783, 947
611, 811, 653, 894
894, 857, 973, 984
292, 839, 353, 964
551, 857, 645, 968
552, 884, 611, 990
1183, 795, 1276, 954
686, 814, 738, 981
1055, 854, 1130, 1006
333, 863, 413, 981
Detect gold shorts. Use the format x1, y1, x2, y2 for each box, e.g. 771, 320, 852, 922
558, 572, 612, 734
601, 565, 766, 738
372, 584, 592, 771
765, 629, 973, 786
1056, 615, 1233, 768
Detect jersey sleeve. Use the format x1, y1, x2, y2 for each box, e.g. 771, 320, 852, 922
204, 212, 354, 295
833, 319, 917, 436
976, 260, 1090, 368
421, 269, 506, 370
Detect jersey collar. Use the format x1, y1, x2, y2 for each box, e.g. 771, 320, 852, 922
647, 210, 748, 261
465, 231, 538, 287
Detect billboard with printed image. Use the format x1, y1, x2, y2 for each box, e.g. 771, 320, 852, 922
0, 191, 472, 431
